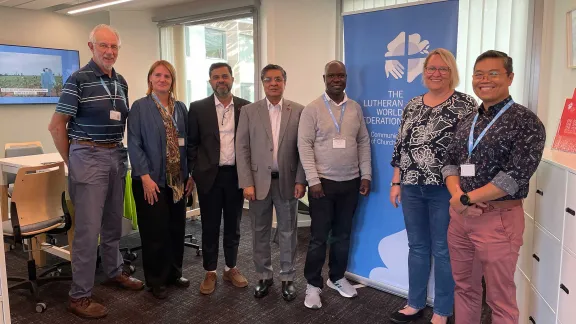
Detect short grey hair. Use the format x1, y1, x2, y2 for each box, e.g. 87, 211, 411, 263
89, 24, 122, 47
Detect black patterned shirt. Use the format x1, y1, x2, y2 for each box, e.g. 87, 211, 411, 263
391, 91, 477, 185
441, 96, 546, 200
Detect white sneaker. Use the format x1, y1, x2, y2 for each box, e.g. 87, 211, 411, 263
327, 278, 358, 298
304, 284, 322, 309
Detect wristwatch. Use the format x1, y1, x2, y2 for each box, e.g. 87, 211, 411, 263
460, 193, 472, 206
390, 182, 401, 187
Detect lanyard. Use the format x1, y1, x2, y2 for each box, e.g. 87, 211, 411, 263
100, 78, 117, 110
468, 100, 514, 159
151, 93, 179, 131
323, 94, 346, 134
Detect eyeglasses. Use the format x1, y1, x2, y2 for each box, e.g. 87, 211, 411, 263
96, 43, 119, 51
473, 71, 506, 80
425, 66, 450, 75
262, 77, 285, 83
221, 108, 230, 125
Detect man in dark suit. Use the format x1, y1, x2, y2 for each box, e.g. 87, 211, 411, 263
187, 62, 251, 295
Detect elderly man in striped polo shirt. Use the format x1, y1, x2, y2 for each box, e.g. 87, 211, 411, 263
48, 24, 143, 319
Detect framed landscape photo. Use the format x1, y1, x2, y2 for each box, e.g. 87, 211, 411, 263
567, 8, 576, 68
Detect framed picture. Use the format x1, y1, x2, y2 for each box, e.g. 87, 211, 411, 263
567, 8, 576, 68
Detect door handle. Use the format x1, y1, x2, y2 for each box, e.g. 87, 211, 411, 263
532, 254, 540, 262
536, 189, 543, 196
561, 283, 570, 294
567, 207, 575, 216
529, 316, 536, 324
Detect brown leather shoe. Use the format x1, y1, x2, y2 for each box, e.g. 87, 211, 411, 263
67, 297, 108, 319
103, 271, 144, 291
223, 268, 248, 288
200, 272, 217, 295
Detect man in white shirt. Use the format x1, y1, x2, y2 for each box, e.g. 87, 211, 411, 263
187, 63, 251, 295
236, 64, 306, 301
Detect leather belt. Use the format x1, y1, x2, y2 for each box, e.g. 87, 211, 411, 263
271, 172, 279, 179
486, 199, 522, 209
71, 139, 121, 148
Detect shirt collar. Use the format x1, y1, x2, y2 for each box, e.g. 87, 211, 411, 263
324, 92, 348, 107
214, 94, 234, 108
89, 59, 117, 80
478, 96, 513, 116
266, 97, 283, 110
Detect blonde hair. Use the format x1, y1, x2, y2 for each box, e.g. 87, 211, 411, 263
146, 60, 178, 100
423, 48, 460, 90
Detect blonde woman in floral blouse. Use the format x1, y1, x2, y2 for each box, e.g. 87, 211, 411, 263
388, 49, 476, 324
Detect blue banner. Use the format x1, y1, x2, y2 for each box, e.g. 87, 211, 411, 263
344, 1, 459, 295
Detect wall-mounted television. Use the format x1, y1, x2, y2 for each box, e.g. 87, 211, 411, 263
0, 44, 80, 105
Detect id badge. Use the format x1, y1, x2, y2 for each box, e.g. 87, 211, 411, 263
461, 164, 475, 177
178, 138, 185, 147
110, 110, 121, 121
333, 137, 346, 149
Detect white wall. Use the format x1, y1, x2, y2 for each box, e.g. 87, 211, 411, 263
0, 8, 109, 156
539, 0, 576, 146
260, 0, 338, 106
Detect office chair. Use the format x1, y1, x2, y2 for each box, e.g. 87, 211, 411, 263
184, 193, 202, 256
4, 141, 44, 198
3, 162, 72, 313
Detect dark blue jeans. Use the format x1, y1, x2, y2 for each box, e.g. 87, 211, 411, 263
401, 185, 454, 316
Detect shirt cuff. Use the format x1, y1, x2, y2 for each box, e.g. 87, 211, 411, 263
491, 171, 519, 196
361, 174, 372, 181
308, 177, 321, 187
441, 165, 459, 180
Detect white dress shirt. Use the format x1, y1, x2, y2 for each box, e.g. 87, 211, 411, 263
215, 95, 235, 166
266, 98, 283, 172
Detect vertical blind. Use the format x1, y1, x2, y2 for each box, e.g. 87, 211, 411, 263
342, 0, 534, 106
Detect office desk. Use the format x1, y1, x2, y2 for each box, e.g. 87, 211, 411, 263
0, 153, 72, 262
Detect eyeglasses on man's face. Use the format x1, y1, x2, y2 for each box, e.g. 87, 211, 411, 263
96, 42, 119, 51
473, 70, 508, 80
262, 77, 285, 84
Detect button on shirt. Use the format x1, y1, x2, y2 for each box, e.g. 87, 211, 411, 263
441, 96, 546, 200
267, 98, 282, 172
55, 59, 129, 143
215, 96, 235, 166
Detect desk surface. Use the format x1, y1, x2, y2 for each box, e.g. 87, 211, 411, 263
0, 153, 63, 169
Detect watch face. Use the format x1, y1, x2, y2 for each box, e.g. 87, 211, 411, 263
460, 194, 470, 206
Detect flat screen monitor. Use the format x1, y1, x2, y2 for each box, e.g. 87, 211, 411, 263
0, 44, 80, 105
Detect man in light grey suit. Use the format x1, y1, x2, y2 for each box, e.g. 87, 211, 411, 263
236, 64, 306, 302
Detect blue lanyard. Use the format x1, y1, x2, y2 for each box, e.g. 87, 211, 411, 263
100, 78, 117, 110
468, 100, 514, 159
323, 94, 346, 134
151, 93, 179, 131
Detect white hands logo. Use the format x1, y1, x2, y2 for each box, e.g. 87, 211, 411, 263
384, 32, 430, 83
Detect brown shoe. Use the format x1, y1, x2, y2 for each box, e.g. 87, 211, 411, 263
223, 268, 248, 288
200, 272, 217, 295
103, 271, 144, 291
67, 297, 108, 319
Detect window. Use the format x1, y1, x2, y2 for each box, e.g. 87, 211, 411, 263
239, 34, 253, 63
240, 83, 254, 102
205, 28, 226, 59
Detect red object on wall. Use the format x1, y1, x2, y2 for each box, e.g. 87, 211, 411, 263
552, 91, 576, 153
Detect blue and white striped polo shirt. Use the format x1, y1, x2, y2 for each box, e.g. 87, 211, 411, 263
55, 59, 129, 143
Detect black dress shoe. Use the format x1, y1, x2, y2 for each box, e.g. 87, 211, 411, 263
254, 279, 273, 298
281, 281, 296, 301
171, 277, 190, 288
151, 286, 168, 299
389, 308, 424, 323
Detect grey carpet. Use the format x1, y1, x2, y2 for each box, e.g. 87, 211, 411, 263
5, 211, 492, 323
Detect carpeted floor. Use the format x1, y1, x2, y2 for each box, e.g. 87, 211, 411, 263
5, 211, 492, 324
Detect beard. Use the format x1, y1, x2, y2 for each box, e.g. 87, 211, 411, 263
95, 55, 115, 71
213, 84, 231, 97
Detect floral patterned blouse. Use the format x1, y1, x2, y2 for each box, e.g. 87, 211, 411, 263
391, 91, 477, 185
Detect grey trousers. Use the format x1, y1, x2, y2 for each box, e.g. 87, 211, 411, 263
249, 179, 298, 281
68, 144, 126, 298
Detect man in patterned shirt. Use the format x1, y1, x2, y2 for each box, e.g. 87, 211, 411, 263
442, 50, 545, 324
48, 24, 143, 319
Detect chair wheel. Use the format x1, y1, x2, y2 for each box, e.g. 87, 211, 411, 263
129, 265, 136, 274
196, 250, 202, 256
124, 252, 137, 261
35, 302, 47, 313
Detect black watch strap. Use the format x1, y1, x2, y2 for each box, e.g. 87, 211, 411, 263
391, 182, 401, 186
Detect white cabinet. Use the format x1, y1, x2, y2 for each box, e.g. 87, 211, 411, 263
515, 268, 530, 324
563, 172, 576, 255
531, 223, 562, 310
528, 286, 556, 324
558, 249, 576, 324
518, 213, 535, 279
535, 161, 567, 240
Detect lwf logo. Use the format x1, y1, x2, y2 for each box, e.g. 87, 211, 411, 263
384, 32, 430, 83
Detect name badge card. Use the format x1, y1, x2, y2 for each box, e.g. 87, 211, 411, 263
333, 138, 346, 149
178, 138, 185, 147
110, 110, 121, 121
461, 164, 475, 177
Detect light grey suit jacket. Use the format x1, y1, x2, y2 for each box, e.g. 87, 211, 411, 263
236, 98, 307, 201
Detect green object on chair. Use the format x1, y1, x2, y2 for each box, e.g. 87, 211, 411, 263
124, 171, 138, 230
